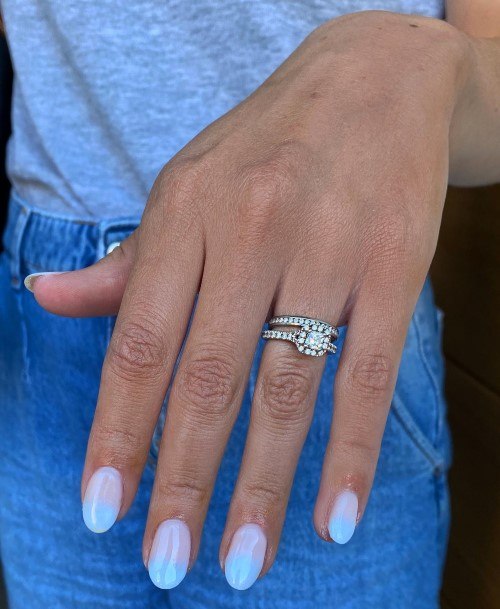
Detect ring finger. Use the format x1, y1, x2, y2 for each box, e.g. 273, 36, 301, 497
220, 280, 348, 590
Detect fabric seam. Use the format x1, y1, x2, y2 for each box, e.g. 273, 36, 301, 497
391, 390, 444, 472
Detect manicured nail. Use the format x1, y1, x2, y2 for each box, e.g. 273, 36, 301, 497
225, 524, 267, 591
82, 466, 122, 533
24, 271, 64, 292
328, 490, 358, 545
148, 520, 191, 589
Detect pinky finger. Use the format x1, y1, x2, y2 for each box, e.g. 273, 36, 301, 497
314, 283, 419, 544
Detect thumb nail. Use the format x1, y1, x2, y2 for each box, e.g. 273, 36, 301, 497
24, 272, 65, 293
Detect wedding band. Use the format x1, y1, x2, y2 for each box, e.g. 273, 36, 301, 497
262, 315, 339, 357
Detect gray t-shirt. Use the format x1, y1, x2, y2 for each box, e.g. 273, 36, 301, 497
1, 1, 443, 220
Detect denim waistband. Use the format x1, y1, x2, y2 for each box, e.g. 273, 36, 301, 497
3, 190, 141, 289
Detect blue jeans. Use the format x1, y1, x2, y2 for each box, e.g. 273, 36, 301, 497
0, 191, 451, 609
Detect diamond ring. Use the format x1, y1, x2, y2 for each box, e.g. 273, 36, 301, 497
262, 316, 339, 357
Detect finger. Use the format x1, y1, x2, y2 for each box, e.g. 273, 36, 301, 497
143, 256, 277, 590
82, 202, 203, 534
314, 274, 423, 545
25, 231, 138, 317
220, 274, 348, 590
221, 338, 324, 589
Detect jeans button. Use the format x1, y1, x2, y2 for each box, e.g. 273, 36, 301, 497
106, 241, 121, 255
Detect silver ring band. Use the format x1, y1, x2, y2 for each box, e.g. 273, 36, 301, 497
262, 315, 339, 357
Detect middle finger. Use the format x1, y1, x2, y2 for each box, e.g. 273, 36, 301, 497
144, 256, 277, 589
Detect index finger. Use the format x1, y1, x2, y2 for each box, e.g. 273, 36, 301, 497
81, 202, 203, 533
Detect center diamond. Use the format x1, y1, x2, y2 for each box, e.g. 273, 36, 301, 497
305, 331, 324, 350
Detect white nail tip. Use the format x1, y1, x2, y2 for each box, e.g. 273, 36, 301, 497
328, 490, 358, 545
24, 271, 63, 292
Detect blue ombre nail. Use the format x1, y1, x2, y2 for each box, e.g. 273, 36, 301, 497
225, 524, 267, 591
82, 466, 122, 533
328, 490, 358, 544
148, 519, 191, 590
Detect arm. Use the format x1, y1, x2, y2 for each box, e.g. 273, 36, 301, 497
446, 0, 500, 37
447, 0, 500, 185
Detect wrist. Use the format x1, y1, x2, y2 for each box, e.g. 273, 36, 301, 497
311, 11, 474, 177
313, 11, 474, 123
448, 35, 500, 185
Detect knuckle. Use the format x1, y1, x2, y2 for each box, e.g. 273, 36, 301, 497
238, 144, 302, 225
239, 480, 284, 508
262, 140, 304, 183
153, 158, 207, 214
239, 174, 280, 228
259, 360, 315, 424
107, 318, 167, 378
377, 213, 411, 248
335, 435, 380, 462
158, 158, 198, 191
155, 474, 209, 507
364, 211, 413, 270
174, 350, 239, 420
90, 424, 144, 467
346, 352, 393, 399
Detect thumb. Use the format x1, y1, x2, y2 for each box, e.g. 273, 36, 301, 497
24, 231, 137, 317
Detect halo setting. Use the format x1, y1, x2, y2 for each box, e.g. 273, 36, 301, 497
262, 316, 339, 357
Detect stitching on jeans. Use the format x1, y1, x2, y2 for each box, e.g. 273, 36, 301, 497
391, 391, 444, 471
19, 260, 57, 273
411, 312, 443, 447
388, 312, 446, 471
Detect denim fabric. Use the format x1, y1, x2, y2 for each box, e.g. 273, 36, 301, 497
0, 191, 451, 609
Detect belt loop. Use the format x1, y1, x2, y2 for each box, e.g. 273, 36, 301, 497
10, 203, 32, 290
96, 217, 115, 261
96, 222, 108, 262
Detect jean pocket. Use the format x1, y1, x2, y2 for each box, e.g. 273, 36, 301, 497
390, 391, 446, 474
388, 305, 448, 475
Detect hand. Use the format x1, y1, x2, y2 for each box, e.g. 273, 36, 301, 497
28, 11, 468, 590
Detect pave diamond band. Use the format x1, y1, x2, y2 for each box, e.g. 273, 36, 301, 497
262, 316, 339, 357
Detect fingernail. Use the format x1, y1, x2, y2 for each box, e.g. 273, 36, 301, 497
328, 490, 358, 544
148, 520, 191, 589
24, 271, 64, 292
82, 466, 122, 533
225, 524, 267, 591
